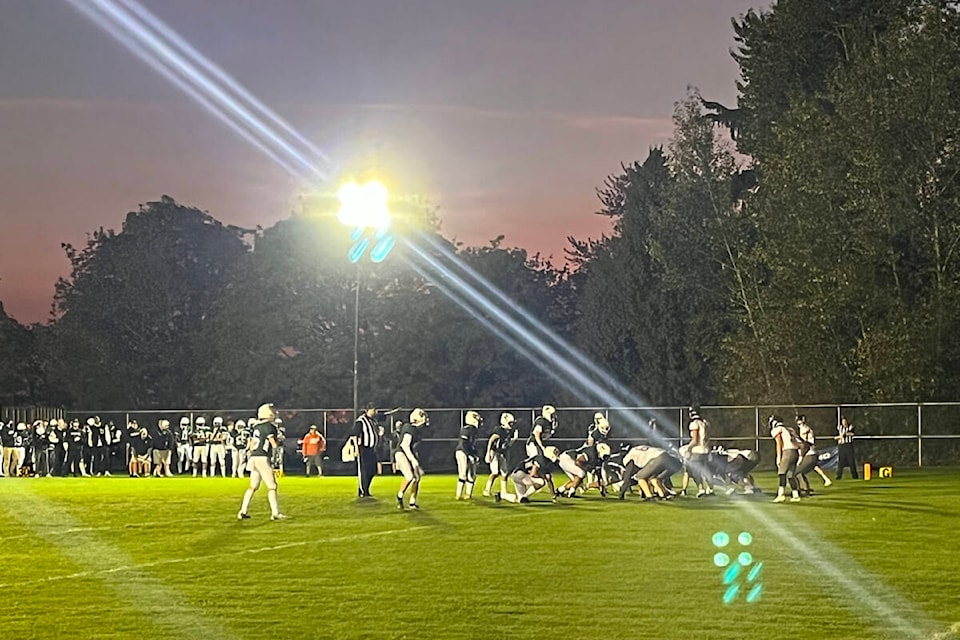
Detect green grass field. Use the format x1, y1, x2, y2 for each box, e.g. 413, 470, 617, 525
1, 469, 959, 640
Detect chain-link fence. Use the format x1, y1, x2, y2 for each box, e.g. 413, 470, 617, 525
57, 403, 960, 475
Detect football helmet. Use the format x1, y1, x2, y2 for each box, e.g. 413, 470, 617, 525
543, 446, 560, 462
542, 405, 556, 421
257, 404, 278, 421
500, 412, 515, 429
159, 419, 170, 429
688, 406, 701, 421
86, 418, 95, 427
410, 408, 428, 427
235, 419, 246, 428
465, 410, 482, 428
196, 416, 207, 426
213, 416, 224, 426
595, 416, 611, 435
180, 416, 190, 428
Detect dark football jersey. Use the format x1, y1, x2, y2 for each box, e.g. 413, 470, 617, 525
249, 422, 276, 458
527, 416, 554, 447
456, 425, 478, 456
397, 423, 422, 455
491, 427, 514, 453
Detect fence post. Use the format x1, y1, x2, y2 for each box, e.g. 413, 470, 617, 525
917, 403, 923, 468
755, 407, 761, 454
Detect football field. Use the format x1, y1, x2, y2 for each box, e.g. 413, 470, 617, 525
1, 469, 959, 640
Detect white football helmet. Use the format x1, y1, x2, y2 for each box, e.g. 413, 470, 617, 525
593, 412, 605, 425
500, 412, 515, 429
596, 443, 612, 459
465, 411, 482, 427
542, 446, 560, 462
159, 419, 170, 429
542, 405, 556, 421
213, 416, 223, 426
235, 419, 246, 428
595, 416, 611, 435
180, 416, 190, 428
257, 404, 278, 421
410, 408, 428, 427
196, 416, 206, 426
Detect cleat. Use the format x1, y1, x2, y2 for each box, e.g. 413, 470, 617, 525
270, 513, 289, 521
237, 513, 250, 520
790, 496, 801, 503
823, 479, 832, 487
482, 491, 491, 497
397, 497, 404, 510
696, 490, 707, 498
494, 493, 502, 503
408, 503, 419, 510
773, 494, 787, 503
519, 497, 530, 504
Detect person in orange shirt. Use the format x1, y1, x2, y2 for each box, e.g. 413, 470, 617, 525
300, 425, 326, 477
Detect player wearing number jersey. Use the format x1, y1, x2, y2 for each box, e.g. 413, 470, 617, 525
482, 413, 517, 499
237, 404, 287, 521
233, 420, 250, 477
619, 445, 681, 500
455, 411, 482, 500
396, 409, 428, 510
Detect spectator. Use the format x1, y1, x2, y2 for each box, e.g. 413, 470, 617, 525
129, 427, 152, 477
1, 421, 18, 477
300, 425, 326, 477
32, 421, 51, 477
152, 419, 176, 477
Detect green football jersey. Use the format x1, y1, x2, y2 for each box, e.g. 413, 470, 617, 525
249, 422, 276, 457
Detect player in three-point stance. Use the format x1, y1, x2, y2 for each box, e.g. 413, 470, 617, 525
482, 412, 517, 499
618, 444, 681, 500
237, 404, 287, 521
396, 408, 428, 510
501, 446, 560, 503
557, 442, 611, 498
455, 411, 483, 500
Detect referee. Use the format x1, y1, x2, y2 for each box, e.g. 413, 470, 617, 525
351, 403, 381, 497
835, 416, 859, 480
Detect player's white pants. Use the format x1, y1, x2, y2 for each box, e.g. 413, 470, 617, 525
209, 444, 226, 476
558, 453, 586, 481
177, 443, 192, 472
511, 470, 544, 500
488, 452, 507, 477
233, 449, 249, 477
394, 451, 423, 482
455, 450, 477, 483
226, 447, 239, 476
192, 444, 210, 474
246, 456, 278, 491
525, 442, 540, 458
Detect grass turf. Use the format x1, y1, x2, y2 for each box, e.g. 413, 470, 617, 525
1, 468, 959, 640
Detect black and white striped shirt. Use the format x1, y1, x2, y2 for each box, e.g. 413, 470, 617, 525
354, 414, 380, 448
837, 422, 855, 445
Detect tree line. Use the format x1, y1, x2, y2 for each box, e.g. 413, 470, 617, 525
2, 0, 958, 411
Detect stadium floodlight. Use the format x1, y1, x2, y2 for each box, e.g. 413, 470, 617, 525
337, 180, 395, 421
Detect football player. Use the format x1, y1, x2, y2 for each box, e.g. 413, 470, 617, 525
680, 407, 714, 497
225, 419, 239, 477
395, 408, 428, 510
796, 415, 832, 495
233, 420, 250, 477
525, 405, 557, 457
715, 446, 760, 494
557, 442, 611, 498
482, 412, 518, 499
177, 416, 192, 475
237, 404, 287, 521
770, 415, 802, 503
455, 410, 482, 500
209, 416, 228, 477
502, 446, 560, 503
619, 445, 682, 500
272, 418, 287, 476
191, 416, 211, 477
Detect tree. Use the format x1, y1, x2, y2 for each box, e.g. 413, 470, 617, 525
0, 301, 43, 405
45, 196, 250, 408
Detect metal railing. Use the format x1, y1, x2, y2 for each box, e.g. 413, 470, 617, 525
59, 403, 960, 473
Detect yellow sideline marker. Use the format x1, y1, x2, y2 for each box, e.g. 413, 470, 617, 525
863, 464, 893, 480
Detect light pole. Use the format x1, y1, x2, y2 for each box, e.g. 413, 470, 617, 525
337, 180, 395, 420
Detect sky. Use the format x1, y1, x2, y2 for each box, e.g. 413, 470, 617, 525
0, 0, 763, 324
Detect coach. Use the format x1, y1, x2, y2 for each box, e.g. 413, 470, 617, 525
351, 403, 380, 497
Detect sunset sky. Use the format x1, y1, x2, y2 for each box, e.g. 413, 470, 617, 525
0, 0, 762, 323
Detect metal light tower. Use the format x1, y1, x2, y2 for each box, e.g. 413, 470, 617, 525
337, 180, 395, 419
